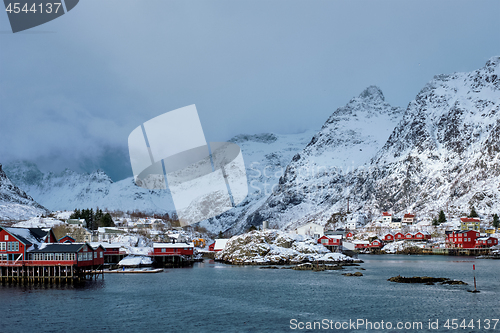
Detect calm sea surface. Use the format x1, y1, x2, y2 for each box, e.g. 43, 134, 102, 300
1, 255, 499, 333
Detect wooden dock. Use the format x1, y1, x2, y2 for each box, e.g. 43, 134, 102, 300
421, 248, 493, 256
0, 265, 103, 285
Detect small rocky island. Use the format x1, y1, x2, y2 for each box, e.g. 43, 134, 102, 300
215, 230, 360, 265
388, 275, 467, 285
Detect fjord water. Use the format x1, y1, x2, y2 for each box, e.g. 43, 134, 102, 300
1, 255, 499, 332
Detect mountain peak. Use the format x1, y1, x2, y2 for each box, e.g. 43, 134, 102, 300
358, 85, 385, 102
485, 56, 500, 69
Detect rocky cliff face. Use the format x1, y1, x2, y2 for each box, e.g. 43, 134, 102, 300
352, 56, 500, 217
0, 163, 49, 220
243, 85, 404, 231
245, 57, 500, 231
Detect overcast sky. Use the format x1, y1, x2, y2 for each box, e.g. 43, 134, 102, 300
1, 0, 499, 181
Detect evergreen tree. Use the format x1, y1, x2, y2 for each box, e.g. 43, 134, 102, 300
218, 231, 224, 239
493, 213, 499, 229
89, 208, 95, 230
99, 213, 115, 228
469, 206, 479, 218
432, 217, 439, 226
70, 208, 81, 219
438, 210, 446, 224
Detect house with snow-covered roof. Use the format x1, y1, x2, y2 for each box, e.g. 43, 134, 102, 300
403, 214, 416, 225
0, 226, 46, 262
380, 212, 392, 224
475, 236, 498, 248
318, 235, 342, 251
208, 239, 229, 252
460, 217, 481, 231
389, 218, 402, 229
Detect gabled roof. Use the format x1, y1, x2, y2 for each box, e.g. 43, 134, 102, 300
153, 242, 194, 248
320, 235, 342, 240
214, 239, 229, 251
382, 212, 391, 216
29, 243, 87, 253
89, 242, 123, 249
1, 227, 47, 246
403, 214, 415, 218
460, 217, 480, 223
476, 236, 497, 241
453, 230, 479, 235
57, 235, 75, 242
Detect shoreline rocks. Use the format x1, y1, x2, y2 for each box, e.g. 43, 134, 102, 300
388, 275, 467, 285
215, 230, 361, 265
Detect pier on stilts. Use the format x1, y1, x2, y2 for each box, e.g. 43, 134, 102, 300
1, 225, 106, 286
0, 263, 104, 285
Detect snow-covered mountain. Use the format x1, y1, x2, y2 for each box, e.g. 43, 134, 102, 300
243, 86, 404, 231
245, 56, 500, 231
4, 161, 177, 214
4, 131, 314, 232
0, 163, 49, 220
5, 57, 499, 233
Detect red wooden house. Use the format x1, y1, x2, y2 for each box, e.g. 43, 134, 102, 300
383, 233, 395, 242
404, 232, 414, 240
58, 235, 76, 243
413, 231, 431, 241
152, 242, 194, 256
91, 244, 105, 266
354, 243, 368, 249
208, 242, 215, 252
90, 243, 126, 264
0, 227, 48, 264
394, 232, 405, 241
475, 236, 498, 248
346, 232, 353, 239
369, 239, 383, 248
26, 243, 104, 267
446, 230, 480, 249
318, 235, 342, 251
318, 235, 342, 246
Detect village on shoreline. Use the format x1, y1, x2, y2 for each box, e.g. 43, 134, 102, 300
1, 207, 499, 284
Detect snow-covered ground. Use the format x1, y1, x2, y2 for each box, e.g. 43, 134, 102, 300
12, 217, 64, 228
118, 255, 153, 267
382, 241, 428, 254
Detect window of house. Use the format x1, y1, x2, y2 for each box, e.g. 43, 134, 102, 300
94, 252, 97, 258
100, 252, 103, 258
0, 242, 5, 251
7, 242, 19, 251
4, 235, 8, 241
